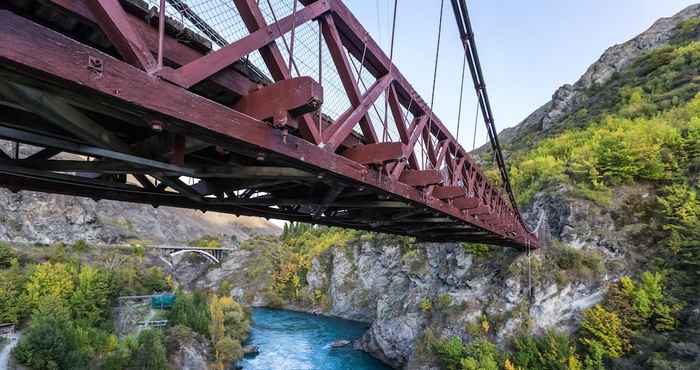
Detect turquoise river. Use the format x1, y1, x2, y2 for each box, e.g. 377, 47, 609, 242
238, 308, 393, 370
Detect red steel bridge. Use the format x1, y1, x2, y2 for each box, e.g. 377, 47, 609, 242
0, 0, 538, 248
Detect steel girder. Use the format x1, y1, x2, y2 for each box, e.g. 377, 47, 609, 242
0, 0, 537, 249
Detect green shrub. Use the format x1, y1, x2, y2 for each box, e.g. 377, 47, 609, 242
72, 240, 90, 253
436, 293, 452, 311
0, 242, 16, 268
168, 289, 210, 336
191, 235, 222, 249
462, 243, 492, 257
132, 329, 169, 370
432, 336, 467, 370
511, 331, 579, 370
420, 297, 432, 313
579, 305, 626, 359
14, 314, 89, 370
131, 243, 145, 258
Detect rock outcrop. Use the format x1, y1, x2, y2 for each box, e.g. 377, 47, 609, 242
166, 329, 212, 370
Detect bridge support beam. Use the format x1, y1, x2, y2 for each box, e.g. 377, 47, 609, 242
0, 4, 538, 249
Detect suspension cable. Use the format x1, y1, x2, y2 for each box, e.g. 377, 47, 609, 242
318, 20, 323, 143
455, 49, 467, 143
288, 0, 299, 76
349, 57, 392, 141
383, 0, 399, 142
450, 0, 526, 229
264, 0, 301, 77
472, 102, 479, 150
356, 41, 368, 84
426, 0, 445, 168
527, 240, 533, 301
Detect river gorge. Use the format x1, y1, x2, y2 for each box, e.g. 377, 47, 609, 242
239, 308, 390, 370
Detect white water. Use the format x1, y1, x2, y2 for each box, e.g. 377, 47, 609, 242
0, 332, 20, 370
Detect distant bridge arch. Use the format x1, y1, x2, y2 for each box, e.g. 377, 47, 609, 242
169, 249, 220, 264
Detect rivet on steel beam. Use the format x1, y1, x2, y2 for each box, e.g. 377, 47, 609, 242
87, 56, 103, 79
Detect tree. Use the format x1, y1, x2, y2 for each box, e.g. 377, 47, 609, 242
132, 329, 169, 370
214, 336, 243, 369
0, 258, 26, 323
0, 242, 17, 268
169, 289, 210, 335
24, 262, 75, 312
209, 294, 247, 369
432, 336, 466, 370
459, 339, 499, 370
14, 314, 88, 370
221, 296, 250, 341
70, 265, 117, 327
579, 305, 626, 359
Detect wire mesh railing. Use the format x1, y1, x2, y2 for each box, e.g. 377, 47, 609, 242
145, 0, 484, 174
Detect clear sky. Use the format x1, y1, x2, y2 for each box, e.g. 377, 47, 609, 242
341, 0, 696, 148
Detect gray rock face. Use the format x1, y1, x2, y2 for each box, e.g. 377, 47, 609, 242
306, 240, 611, 369
0, 188, 279, 246
0, 140, 279, 246
168, 331, 212, 370
497, 4, 700, 147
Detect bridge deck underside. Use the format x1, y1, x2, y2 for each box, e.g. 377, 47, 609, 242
0, 0, 537, 248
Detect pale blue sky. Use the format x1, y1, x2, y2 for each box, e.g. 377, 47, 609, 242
342, 0, 696, 148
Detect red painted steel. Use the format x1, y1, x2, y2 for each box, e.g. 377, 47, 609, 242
0, 0, 538, 248
233, 77, 323, 127
87, 0, 157, 72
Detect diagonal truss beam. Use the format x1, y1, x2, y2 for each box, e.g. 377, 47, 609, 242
320, 13, 379, 148
324, 74, 393, 151
86, 0, 156, 71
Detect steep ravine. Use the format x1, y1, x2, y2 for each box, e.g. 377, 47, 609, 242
196, 186, 625, 369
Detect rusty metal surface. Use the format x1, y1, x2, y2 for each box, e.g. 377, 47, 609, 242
0, 0, 538, 248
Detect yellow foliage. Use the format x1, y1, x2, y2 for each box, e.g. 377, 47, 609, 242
481, 317, 490, 335
24, 262, 75, 310
504, 358, 523, 370
580, 305, 626, 358
567, 354, 583, 370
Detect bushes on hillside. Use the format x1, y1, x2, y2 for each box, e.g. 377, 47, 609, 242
507, 38, 700, 206
14, 314, 88, 370
169, 289, 210, 336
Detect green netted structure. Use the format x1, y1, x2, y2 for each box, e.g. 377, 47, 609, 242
151, 293, 175, 309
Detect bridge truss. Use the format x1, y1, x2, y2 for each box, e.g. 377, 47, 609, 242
0, 0, 538, 248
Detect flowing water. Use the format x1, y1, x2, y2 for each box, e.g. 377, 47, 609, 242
238, 308, 392, 370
